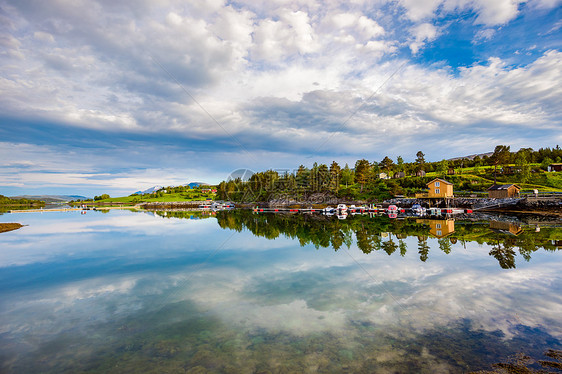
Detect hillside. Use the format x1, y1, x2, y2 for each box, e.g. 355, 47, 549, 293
10, 195, 89, 203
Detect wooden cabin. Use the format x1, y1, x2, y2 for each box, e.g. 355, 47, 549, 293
416, 170, 426, 177
489, 221, 523, 236
427, 178, 454, 198
415, 178, 454, 199
393, 171, 406, 179
487, 184, 521, 198
417, 218, 455, 238
547, 163, 562, 172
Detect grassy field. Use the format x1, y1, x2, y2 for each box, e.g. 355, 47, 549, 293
84, 190, 217, 205
425, 165, 562, 192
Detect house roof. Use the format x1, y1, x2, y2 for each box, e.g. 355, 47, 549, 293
427, 178, 453, 186
487, 184, 521, 191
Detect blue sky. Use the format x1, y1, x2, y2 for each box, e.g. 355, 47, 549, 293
0, 0, 561, 197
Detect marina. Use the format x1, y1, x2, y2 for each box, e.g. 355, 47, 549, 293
251, 203, 474, 217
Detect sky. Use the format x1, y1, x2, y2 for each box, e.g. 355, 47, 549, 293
0, 0, 561, 197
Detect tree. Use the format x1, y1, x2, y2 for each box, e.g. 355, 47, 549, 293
541, 157, 553, 170
515, 152, 530, 183
341, 163, 354, 187
415, 151, 425, 171
94, 193, 110, 201
379, 156, 395, 172
310, 163, 320, 191
329, 161, 341, 192
436, 159, 449, 176
296, 165, 309, 190
317, 163, 329, 191
438, 238, 452, 254
491, 145, 511, 183
397, 156, 405, 172
354, 159, 371, 192
418, 236, 430, 262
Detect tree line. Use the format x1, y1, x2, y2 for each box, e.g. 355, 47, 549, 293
218, 145, 562, 202
0, 195, 45, 207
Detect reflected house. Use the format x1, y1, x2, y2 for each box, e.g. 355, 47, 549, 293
489, 221, 523, 236
552, 240, 562, 247
487, 184, 521, 198
417, 218, 455, 238
415, 178, 454, 198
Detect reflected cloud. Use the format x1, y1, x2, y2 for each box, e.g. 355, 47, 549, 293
0, 210, 561, 372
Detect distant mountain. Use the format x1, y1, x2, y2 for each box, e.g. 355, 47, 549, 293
132, 186, 164, 195
186, 182, 210, 188
448, 151, 494, 161
10, 195, 90, 203
132, 182, 211, 195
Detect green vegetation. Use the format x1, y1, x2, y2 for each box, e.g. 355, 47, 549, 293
85, 145, 562, 204
218, 145, 562, 202
79, 185, 217, 205
215, 210, 561, 268
0, 195, 45, 211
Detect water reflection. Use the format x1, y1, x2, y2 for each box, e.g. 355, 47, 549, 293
0, 210, 561, 373
205, 210, 561, 269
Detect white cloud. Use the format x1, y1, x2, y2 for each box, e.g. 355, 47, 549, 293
474, 28, 496, 41
472, 0, 523, 26
252, 9, 319, 62
529, 0, 562, 9
397, 0, 528, 26
0, 0, 560, 195
33, 31, 55, 43
397, 0, 443, 21
409, 22, 439, 54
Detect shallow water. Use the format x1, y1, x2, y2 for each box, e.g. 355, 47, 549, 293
0, 209, 561, 373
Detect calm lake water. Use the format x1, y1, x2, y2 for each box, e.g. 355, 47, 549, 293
0, 209, 561, 373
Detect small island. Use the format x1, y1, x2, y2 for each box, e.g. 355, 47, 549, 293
0, 223, 23, 233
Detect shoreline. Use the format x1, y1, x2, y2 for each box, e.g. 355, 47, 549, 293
0, 223, 23, 233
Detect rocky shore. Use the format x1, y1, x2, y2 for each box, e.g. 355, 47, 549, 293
138, 196, 560, 217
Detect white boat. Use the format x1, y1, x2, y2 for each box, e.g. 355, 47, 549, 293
429, 207, 441, 215
337, 204, 348, 212
323, 206, 335, 213
411, 204, 426, 216
386, 205, 398, 213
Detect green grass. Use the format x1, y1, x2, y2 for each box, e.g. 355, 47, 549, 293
85, 191, 217, 204
423, 167, 562, 192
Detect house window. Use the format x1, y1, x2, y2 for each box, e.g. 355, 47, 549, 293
435, 189, 440, 194
435, 181, 440, 187
436, 224, 441, 229
437, 230, 442, 236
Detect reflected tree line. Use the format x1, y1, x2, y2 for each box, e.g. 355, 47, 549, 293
152, 210, 561, 269
209, 210, 561, 269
